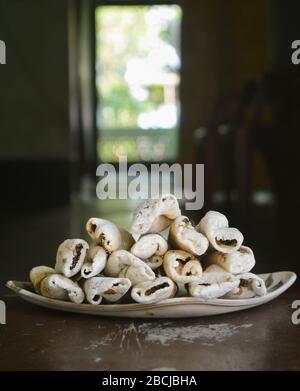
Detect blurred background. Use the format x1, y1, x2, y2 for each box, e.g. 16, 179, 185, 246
0, 0, 300, 291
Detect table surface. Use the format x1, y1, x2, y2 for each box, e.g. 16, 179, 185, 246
1, 288, 299, 371
0, 200, 299, 371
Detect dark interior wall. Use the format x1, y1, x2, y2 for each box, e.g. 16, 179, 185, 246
179, 0, 300, 196
217, 0, 271, 94
180, 0, 271, 166
269, 0, 300, 70
0, 0, 70, 211
179, 0, 219, 165
0, 0, 69, 159
217, 0, 272, 191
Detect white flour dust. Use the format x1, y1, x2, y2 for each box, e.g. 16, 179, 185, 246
84, 321, 253, 351
138, 322, 253, 346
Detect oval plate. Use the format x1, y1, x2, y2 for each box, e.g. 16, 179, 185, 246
6, 271, 296, 318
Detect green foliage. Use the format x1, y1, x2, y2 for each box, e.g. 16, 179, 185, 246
95, 5, 182, 161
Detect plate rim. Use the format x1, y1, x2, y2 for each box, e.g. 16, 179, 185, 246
5, 271, 297, 312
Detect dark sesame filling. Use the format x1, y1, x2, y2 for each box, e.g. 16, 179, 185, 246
145, 282, 169, 296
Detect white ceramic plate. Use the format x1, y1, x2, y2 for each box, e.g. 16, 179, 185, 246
6, 271, 296, 318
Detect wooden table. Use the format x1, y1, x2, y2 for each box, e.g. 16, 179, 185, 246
0, 201, 299, 371
0, 289, 299, 371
